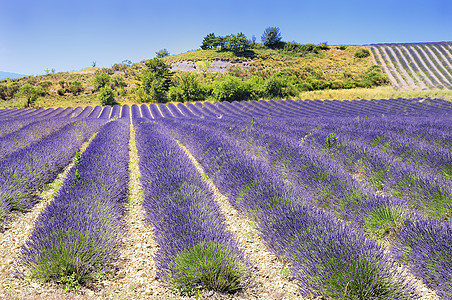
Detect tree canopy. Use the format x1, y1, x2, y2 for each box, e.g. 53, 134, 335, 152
261, 27, 282, 48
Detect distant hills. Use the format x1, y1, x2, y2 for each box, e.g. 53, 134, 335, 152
0, 71, 27, 80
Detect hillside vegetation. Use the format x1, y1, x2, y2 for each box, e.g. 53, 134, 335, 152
1, 38, 451, 109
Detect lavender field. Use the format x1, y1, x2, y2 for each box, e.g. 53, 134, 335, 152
369, 42, 452, 90
1, 97, 452, 299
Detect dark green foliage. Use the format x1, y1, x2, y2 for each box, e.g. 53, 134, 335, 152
263, 75, 295, 98
227, 33, 250, 53
140, 59, 173, 103
57, 89, 65, 96
169, 242, 247, 295
354, 48, 371, 58
17, 83, 43, 107
40, 81, 52, 89
201, 33, 251, 53
156, 48, 170, 58
0, 82, 20, 100
360, 65, 388, 87
261, 27, 282, 48
336, 45, 347, 50
97, 86, 117, 106
282, 42, 328, 55
168, 73, 205, 102
93, 73, 110, 91
212, 76, 253, 102
69, 81, 83, 95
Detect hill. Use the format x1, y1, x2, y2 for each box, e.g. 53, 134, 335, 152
0, 42, 451, 109
0, 71, 27, 80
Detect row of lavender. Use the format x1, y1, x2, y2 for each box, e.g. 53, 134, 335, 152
19, 114, 130, 285
132, 108, 251, 294
136, 107, 417, 298
129, 97, 452, 119
0, 105, 125, 223
132, 99, 452, 298
369, 42, 452, 90
177, 114, 452, 297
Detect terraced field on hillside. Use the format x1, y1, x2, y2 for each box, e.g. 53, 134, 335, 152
370, 42, 452, 90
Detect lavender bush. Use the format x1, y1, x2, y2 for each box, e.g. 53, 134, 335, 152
0, 119, 106, 221
19, 118, 130, 286
134, 118, 250, 295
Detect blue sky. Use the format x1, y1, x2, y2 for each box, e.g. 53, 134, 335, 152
1, 0, 451, 75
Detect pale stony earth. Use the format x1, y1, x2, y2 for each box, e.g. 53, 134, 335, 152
170, 60, 251, 73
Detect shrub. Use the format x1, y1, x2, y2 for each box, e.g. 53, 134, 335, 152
262, 27, 282, 48
263, 75, 296, 98
354, 48, 371, 58
98, 86, 117, 106
57, 89, 65, 96
0, 82, 20, 100
168, 73, 205, 102
361, 65, 388, 87
140, 58, 173, 103
17, 83, 43, 108
93, 73, 110, 91
69, 81, 83, 95
212, 76, 253, 102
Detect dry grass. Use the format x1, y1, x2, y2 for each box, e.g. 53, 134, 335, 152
294, 86, 452, 101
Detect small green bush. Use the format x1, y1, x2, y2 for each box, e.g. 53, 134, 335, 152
70, 81, 83, 95
212, 76, 253, 102
98, 86, 117, 106
361, 65, 388, 87
57, 89, 65, 96
93, 73, 110, 91
354, 48, 371, 58
168, 73, 205, 102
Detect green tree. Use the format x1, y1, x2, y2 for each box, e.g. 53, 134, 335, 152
156, 49, 170, 58
201, 33, 217, 50
93, 73, 110, 91
227, 33, 250, 53
17, 83, 43, 108
97, 85, 117, 106
140, 58, 173, 103
262, 27, 282, 48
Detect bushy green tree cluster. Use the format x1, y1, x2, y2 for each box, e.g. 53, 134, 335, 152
0, 81, 20, 100
17, 83, 45, 107
97, 85, 117, 106
201, 33, 250, 53
140, 58, 173, 103
93, 73, 111, 91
